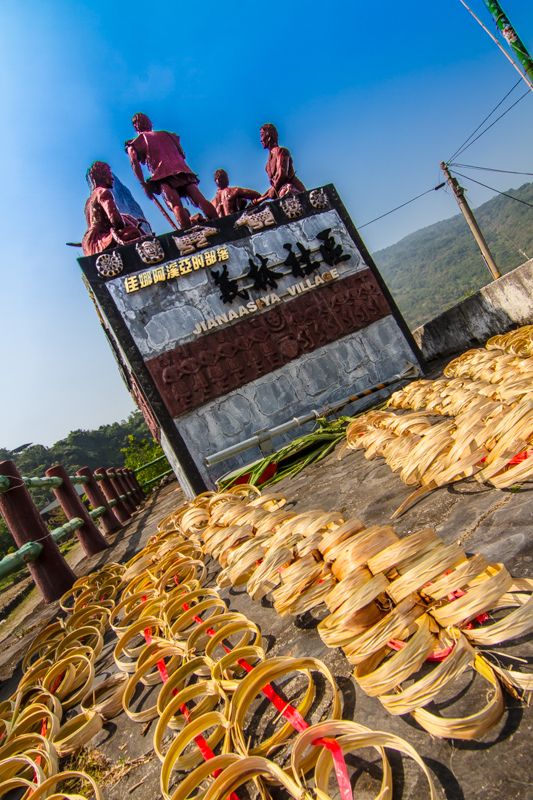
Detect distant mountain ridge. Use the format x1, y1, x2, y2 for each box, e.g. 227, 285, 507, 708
372, 181, 533, 329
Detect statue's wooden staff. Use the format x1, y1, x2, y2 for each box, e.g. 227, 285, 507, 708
149, 195, 179, 232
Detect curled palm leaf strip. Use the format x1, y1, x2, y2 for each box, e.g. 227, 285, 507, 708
7, 504, 439, 800
343, 324, 533, 516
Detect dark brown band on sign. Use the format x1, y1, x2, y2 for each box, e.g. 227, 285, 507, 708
145, 268, 391, 417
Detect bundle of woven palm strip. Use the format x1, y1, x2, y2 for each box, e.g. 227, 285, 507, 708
6, 507, 437, 800
342, 324, 533, 516
162, 486, 533, 741
0, 563, 124, 799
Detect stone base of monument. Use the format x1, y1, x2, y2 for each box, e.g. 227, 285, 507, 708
79, 185, 424, 497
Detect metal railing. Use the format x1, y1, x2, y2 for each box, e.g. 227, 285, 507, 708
133, 455, 173, 489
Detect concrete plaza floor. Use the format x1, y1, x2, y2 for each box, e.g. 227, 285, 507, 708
1, 436, 533, 799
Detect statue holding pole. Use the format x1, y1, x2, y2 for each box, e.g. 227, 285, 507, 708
125, 113, 218, 230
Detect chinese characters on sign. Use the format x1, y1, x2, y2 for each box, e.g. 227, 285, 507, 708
212, 264, 249, 304
124, 246, 229, 293
282, 242, 319, 278
246, 255, 282, 291
211, 227, 350, 304
191, 268, 340, 336
317, 228, 351, 267
123, 227, 350, 300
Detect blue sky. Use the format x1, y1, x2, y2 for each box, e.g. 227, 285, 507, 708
1, 0, 532, 450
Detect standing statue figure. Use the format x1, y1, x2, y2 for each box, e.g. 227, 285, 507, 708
82, 161, 144, 256
257, 123, 306, 202
212, 169, 261, 217
125, 113, 217, 229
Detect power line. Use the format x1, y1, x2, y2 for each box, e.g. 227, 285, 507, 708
358, 184, 445, 229
449, 169, 533, 209
448, 79, 522, 162
450, 88, 530, 162
451, 163, 533, 177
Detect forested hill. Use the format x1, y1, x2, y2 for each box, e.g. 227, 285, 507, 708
0, 411, 152, 509
372, 181, 533, 329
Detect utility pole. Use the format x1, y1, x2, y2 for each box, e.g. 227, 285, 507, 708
481, 1, 533, 87
440, 162, 501, 280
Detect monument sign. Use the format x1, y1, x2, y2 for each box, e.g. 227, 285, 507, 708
78, 184, 423, 496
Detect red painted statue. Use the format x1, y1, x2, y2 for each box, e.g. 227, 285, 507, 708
256, 123, 306, 202
82, 161, 144, 256
125, 113, 217, 229
211, 169, 261, 217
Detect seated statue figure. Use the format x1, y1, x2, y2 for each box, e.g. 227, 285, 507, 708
82, 161, 144, 256
256, 123, 306, 202
211, 169, 261, 217
125, 113, 217, 229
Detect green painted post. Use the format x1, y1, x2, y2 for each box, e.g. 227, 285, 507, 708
20, 476, 63, 490
482, 0, 533, 84
51, 518, 84, 542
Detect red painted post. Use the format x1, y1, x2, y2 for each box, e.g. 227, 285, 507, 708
94, 468, 132, 523
76, 466, 122, 535
0, 461, 76, 603
131, 469, 147, 502
118, 468, 141, 509
122, 468, 143, 505
46, 465, 109, 556
115, 468, 137, 507
109, 469, 137, 514
129, 469, 145, 500
122, 467, 139, 506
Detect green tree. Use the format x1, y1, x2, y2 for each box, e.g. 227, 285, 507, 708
0, 411, 155, 512
0, 515, 14, 558
121, 435, 170, 492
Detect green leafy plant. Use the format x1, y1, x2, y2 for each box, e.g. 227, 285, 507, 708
218, 415, 354, 491
219, 396, 392, 491
121, 435, 170, 492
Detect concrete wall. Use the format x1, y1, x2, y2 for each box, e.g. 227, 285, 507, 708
413, 260, 533, 361
176, 314, 418, 487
